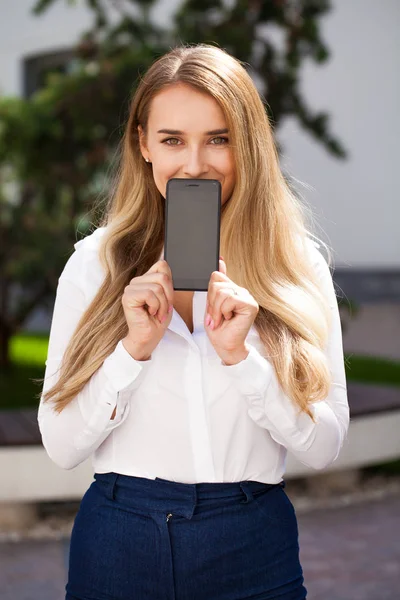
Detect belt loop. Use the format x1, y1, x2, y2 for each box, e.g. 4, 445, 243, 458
104, 472, 119, 501
239, 482, 254, 504
192, 483, 198, 509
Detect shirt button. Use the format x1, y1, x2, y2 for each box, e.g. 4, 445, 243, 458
166, 513, 173, 522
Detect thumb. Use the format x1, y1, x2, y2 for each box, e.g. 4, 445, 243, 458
219, 256, 227, 275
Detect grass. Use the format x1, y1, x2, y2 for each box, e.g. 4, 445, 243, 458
10, 332, 49, 366
0, 333, 48, 410
1, 333, 400, 410
344, 354, 400, 387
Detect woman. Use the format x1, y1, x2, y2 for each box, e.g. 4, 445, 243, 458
38, 44, 349, 600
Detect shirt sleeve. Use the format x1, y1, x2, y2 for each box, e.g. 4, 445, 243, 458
221, 244, 349, 470
37, 241, 152, 470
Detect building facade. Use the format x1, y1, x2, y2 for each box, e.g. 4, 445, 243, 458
1, 0, 399, 357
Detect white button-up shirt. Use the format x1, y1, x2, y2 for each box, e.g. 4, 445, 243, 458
38, 227, 349, 483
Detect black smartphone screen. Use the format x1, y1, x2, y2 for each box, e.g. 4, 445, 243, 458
164, 178, 221, 291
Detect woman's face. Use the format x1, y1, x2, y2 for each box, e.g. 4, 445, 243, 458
138, 83, 236, 205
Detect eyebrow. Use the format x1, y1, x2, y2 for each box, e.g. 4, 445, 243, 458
157, 128, 229, 136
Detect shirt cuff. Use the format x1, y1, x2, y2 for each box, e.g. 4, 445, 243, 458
73, 341, 152, 449
102, 339, 153, 393
74, 394, 130, 448
221, 344, 273, 397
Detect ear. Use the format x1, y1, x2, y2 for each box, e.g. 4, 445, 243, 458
138, 125, 149, 160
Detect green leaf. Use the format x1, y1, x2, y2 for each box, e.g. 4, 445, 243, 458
1, 0, 348, 369
32, 0, 56, 16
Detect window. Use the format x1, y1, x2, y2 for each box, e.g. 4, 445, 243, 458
22, 48, 77, 97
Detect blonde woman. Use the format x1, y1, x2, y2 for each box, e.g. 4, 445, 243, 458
38, 44, 349, 600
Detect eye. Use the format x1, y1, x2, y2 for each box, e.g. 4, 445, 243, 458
210, 137, 229, 145
162, 137, 182, 146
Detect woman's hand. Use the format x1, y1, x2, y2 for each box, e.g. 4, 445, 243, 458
121, 260, 174, 360
205, 258, 259, 365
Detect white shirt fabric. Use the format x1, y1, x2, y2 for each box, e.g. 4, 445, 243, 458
38, 227, 349, 483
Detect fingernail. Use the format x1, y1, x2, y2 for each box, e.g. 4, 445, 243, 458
219, 256, 224, 260
210, 319, 215, 330
205, 313, 211, 326
168, 305, 173, 313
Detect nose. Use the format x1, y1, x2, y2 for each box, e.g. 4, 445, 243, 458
182, 147, 209, 178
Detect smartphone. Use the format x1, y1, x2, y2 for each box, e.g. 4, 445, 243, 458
164, 178, 221, 291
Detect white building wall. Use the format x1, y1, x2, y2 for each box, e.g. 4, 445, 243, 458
278, 0, 400, 268
0, 0, 398, 268
0, 0, 93, 95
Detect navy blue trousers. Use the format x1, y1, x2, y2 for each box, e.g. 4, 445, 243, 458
66, 472, 307, 600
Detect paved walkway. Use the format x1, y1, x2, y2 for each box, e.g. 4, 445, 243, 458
1, 538, 66, 600
1, 492, 399, 600
298, 493, 400, 599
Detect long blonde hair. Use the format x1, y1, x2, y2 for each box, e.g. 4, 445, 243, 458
42, 44, 333, 421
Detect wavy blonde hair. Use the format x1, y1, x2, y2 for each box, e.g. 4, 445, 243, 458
41, 43, 333, 421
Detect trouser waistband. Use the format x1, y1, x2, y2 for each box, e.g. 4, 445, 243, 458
94, 472, 285, 520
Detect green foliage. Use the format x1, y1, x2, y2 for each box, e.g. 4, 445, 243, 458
31, 0, 347, 155
0, 42, 164, 366
1, 0, 347, 372
0, 364, 45, 409
344, 355, 400, 387
174, 0, 345, 156
2, 332, 399, 410
0, 333, 48, 408
10, 333, 49, 366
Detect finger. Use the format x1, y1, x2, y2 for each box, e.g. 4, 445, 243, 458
207, 271, 231, 314
147, 258, 171, 276
218, 258, 227, 276
123, 283, 168, 323
144, 282, 171, 322
206, 298, 233, 329
209, 285, 237, 328
216, 292, 238, 328
122, 287, 160, 318
210, 268, 229, 283
143, 261, 174, 309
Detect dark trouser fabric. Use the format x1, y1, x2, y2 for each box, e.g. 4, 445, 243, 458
66, 472, 307, 600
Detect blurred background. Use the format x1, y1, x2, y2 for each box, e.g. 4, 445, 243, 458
0, 1, 399, 599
